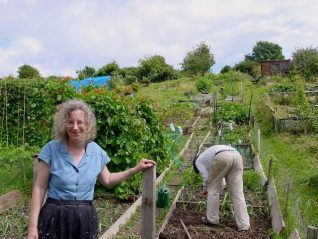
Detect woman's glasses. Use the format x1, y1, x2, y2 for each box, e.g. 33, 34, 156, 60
66, 121, 86, 128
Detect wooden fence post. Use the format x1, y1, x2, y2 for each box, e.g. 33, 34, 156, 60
257, 128, 261, 157
306, 226, 317, 239
141, 165, 156, 239
268, 178, 286, 235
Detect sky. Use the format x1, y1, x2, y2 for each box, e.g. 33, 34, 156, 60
1, 0, 318, 78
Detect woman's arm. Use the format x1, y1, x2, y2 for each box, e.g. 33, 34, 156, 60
27, 161, 50, 239
98, 159, 155, 187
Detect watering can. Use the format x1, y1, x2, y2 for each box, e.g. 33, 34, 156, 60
156, 183, 169, 208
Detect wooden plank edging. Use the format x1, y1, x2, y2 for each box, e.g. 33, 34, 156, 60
99, 196, 142, 239
307, 226, 318, 239
253, 153, 267, 186
0, 190, 22, 213
268, 178, 286, 235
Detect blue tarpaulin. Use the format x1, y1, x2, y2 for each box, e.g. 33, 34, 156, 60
70, 76, 111, 91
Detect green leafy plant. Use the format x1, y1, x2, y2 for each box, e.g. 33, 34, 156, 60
243, 170, 262, 193
196, 76, 211, 93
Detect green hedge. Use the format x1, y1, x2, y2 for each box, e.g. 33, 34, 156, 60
0, 78, 169, 199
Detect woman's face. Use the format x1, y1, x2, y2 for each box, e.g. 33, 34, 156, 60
66, 109, 88, 143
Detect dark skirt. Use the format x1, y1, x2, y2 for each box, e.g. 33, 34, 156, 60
38, 198, 98, 239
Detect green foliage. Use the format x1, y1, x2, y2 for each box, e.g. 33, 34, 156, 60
245, 40, 284, 61
0, 78, 78, 146
76, 66, 96, 79
269, 83, 296, 93
82, 91, 169, 199
181, 166, 202, 188
196, 76, 211, 93
181, 41, 215, 76
291, 47, 318, 81
216, 70, 250, 83
138, 55, 176, 83
233, 60, 260, 77
95, 61, 120, 76
220, 65, 232, 74
291, 81, 310, 116
116, 67, 140, 84
0, 146, 39, 195
215, 102, 249, 125
17, 64, 41, 79
243, 170, 262, 193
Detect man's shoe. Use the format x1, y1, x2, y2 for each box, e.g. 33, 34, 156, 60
238, 226, 250, 231
201, 216, 218, 227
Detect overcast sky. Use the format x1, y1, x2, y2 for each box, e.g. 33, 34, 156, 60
1, 0, 317, 77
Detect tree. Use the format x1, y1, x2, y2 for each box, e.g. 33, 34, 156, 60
233, 60, 260, 77
245, 41, 284, 61
220, 65, 232, 74
17, 64, 41, 79
95, 61, 119, 76
291, 47, 318, 80
181, 42, 215, 76
138, 55, 175, 83
76, 66, 96, 79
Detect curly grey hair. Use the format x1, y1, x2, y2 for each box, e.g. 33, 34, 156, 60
53, 99, 96, 145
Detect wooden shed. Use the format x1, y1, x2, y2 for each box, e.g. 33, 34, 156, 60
261, 60, 291, 76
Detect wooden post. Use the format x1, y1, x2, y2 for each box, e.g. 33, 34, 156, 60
141, 165, 156, 239
180, 219, 192, 239
248, 94, 253, 126
306, 226, 317, 239
268, 179, 286, 235
257, 129, 261, 157
288, 228, 301, 239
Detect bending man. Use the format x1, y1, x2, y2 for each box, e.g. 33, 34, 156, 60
193, 144, 250, 231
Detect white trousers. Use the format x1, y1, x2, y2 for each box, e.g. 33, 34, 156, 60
206, 150, 250, 230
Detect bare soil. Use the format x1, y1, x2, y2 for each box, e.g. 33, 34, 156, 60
159, 188, 271, 239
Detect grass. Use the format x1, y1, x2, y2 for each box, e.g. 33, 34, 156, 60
136, 77, 197, 106
260, 132, 318, 237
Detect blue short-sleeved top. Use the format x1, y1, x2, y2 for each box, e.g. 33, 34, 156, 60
38, 140, 110, 200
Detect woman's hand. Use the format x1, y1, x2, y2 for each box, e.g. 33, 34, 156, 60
134, 158, 156, 173
26, 225, 38, 239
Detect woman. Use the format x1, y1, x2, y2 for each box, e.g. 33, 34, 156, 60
27, 99, 155, 239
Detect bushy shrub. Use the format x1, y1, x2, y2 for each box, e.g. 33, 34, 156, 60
196, 76, 211, 93
138, 55, 176, 83
233, 60, 261, 77
292, 47, 318, 81
216, 70, 250, 82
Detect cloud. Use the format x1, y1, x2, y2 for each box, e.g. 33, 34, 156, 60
0, 0, 318, 76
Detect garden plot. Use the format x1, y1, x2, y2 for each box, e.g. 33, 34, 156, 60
159, 130, 272, 238
159, 186, 271, 239
266, 92, 318, 133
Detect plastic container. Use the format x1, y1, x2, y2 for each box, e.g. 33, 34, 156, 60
156, 186, 169, 208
